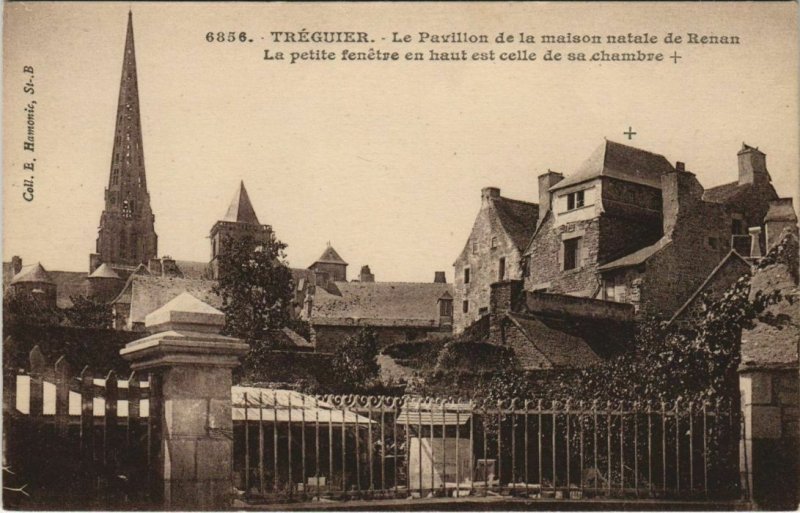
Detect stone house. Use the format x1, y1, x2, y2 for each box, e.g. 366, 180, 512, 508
302, 256, 453, 352
525, 140, 781, 319
452, 187, 538, 332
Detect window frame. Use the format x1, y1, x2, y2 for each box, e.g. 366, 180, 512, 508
464, 267, 470, 284
563, 237, 581, 271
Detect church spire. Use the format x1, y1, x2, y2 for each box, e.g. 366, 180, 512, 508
93, 12, 158, 269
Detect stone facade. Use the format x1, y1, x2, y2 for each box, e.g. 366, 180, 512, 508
453, 187, 538, 332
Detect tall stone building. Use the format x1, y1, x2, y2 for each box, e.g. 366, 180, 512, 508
92, 12, 158, 274
209, 181, 272, 279
452, 187, 539, 332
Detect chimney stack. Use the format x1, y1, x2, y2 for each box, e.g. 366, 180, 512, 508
434, 271, 447, 283
359, 265, 375, 283
11, 256, 22, 276
149, 258, 163, 276
738, 143, 768, 185
537, 170, 564, 225
661, 166, 703, 236
481, 187, 501, 202
749, 226, 763, 259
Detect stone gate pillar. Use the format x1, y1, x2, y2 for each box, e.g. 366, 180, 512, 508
121, 292, 248, 510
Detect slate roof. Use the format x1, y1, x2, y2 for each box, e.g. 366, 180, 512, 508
492, 197, 539, 252
314, 245, 348, 265
310, 281, 452, 327
505, 313, 603, 369
702, 181, 751, 204
113, 275, 221, 324
598, 237, 672, 272
552, 140, 675, 191
174, 260, 212, 280
222, 181, 260, 225
10, 263, 54, 285
740, 232, 800, 371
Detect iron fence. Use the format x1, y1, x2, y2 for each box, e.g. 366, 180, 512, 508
233, 392, 742, 504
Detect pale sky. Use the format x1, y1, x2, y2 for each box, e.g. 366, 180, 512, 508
3, 2, 798, 282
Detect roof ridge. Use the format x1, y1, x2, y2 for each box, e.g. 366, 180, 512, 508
604, 138, 668, 159
496, 195, 538, 207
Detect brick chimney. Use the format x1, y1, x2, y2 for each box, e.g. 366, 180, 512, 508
738, 143, 769, 185
161, 256, 181, 277
764, 198, 797, 252
11, 256, 22, 276
434, 271, 447, 283
359, 265, 375, 283
538, 170, 564, 224
661, 164, 703, 236
149, 258, 163, 276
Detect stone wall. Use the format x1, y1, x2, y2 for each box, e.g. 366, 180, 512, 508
739, 369, 799, 510
453, 196, 524, 332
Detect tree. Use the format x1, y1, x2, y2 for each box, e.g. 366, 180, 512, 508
330, 328, 380, 393
212, 235, 296, 370
63, 295, 113, 329
2, 292, 61, 326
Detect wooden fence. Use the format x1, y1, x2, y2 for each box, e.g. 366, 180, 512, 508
3, 346, 160, 509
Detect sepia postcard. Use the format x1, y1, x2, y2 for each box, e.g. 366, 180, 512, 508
2, 2, 799, 511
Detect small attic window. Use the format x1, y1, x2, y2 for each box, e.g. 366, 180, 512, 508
491, 237, 498, 249
472, 241, 478, 254
567, 190, 585, 211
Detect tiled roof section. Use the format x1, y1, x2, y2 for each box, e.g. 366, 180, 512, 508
222, 181, 260, 225
552, 140, 675, 191
314, 245, 347, 265
506, 313, 602, 369
10, 263, 54, 285
175, 260, 212, 280
311, 281, 452, 327
702, 181, 751, 204
493, 197, 539, 252
740, 232, 800, 370
120, 275, 221, 324
598, 237, 672, 272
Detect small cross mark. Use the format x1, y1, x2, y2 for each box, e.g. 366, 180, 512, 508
624, 127, 637, 140
670, 51, 682, 64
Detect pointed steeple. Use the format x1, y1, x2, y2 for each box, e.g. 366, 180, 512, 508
222, 181, 260, 225
94, 12, 158, 269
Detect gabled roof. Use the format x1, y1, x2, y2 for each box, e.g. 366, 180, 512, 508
552, 140, 675, 191
10, 263, 54, 285
222, 181, 260, 225
668, 250, 752, 325
702, 181, 751, 204
492, 197, 539, 252
313, 244, 348, 266
598, 237, 672, 272
505, 313, 603, 370
310, 281, 452, 328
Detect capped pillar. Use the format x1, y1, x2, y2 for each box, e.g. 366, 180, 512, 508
120, 292, 248, 510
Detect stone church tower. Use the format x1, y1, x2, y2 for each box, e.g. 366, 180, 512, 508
92, 12, 157, 272
209, 181, 272, 279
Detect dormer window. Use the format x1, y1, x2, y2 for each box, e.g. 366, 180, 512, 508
567, 190, 585, 211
